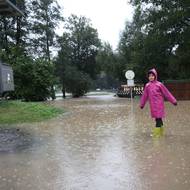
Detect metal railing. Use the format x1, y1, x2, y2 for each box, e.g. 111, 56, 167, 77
117, 84, 144, 98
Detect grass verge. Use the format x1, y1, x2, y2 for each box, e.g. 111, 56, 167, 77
0, 101, 63, 124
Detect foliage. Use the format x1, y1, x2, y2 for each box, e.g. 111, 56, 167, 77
64, 15, 101, 78
0, 0, 62, 101
28, 0, 63, 61
118, 0, 190, 81
55, 15, 101, 97
95, 42, 121, 89
10, 56, 56, 101
1, 0, 189, 101
64, 66, 92, 97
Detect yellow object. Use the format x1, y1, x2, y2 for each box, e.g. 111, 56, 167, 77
152, 127, 161, 138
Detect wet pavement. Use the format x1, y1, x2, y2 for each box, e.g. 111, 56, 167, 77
0, 95, 190, 190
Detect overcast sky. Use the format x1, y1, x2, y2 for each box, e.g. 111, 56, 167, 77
56, 0, 134, 50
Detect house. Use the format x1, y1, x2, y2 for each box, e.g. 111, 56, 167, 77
0, 0, 24, 16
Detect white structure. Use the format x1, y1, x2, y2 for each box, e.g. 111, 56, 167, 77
0, 60, 14, 94
125, 70, 135, 80
125, 70, 135, 100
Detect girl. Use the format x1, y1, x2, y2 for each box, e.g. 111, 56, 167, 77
140, 68, 177, 137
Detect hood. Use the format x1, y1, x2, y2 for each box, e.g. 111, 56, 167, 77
148, 68, 157, 81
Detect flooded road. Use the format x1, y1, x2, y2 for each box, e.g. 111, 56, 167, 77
0, 95, 190, 190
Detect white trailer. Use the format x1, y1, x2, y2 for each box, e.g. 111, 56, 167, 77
0, 60, 14, 95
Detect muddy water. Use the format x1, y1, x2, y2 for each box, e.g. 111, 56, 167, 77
0, 95, 190, 190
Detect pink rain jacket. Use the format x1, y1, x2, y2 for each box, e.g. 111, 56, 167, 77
140, 69, 177, 118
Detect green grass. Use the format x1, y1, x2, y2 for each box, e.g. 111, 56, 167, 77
0, 101, 64, 124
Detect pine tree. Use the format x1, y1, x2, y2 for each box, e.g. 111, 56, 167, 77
28, 0, 63, 61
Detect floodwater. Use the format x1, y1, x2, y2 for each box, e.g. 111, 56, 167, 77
0, 95, 190, 190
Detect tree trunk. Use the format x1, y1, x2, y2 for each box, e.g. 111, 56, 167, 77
50, 86, 56, 100
16, 16, 22, 45
62, 86, 66, 99
2, 17, 8, 52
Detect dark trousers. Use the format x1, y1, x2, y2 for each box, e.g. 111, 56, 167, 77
155, 118, 163, 127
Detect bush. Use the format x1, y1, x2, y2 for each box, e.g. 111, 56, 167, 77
10, 57, 55, 101
64, 66, 92, 97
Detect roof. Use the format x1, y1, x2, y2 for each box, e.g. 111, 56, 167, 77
0, 0, 24, 16
0, 60, 12, 67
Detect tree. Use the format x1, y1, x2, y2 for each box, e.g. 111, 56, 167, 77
0, 0, 60, 101
27, 0, 63, 99
0, 0, 27, 59
29, 0, 63, 61
64, 66, 92, 97
56, 14, 101, 97
118, 17, 148, 82
10, 57, 55, 101
55, 33, 72, 98
118, 0, 190, 81
64, 15, 101, 78
95, 42, 121, 89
